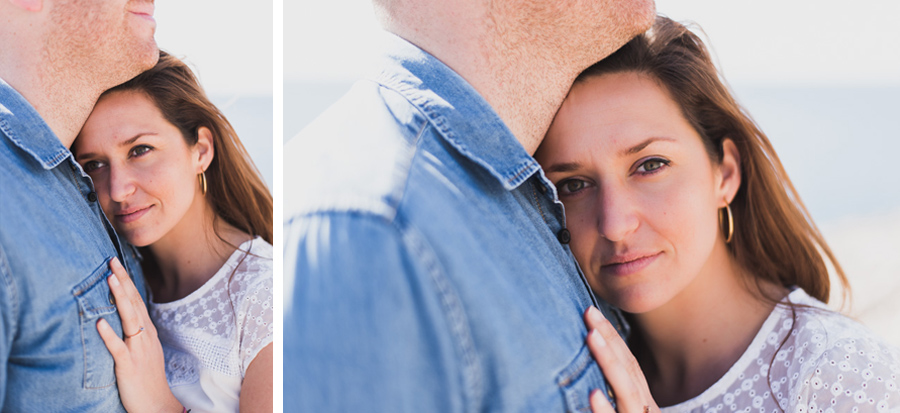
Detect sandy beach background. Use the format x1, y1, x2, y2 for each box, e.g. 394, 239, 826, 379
824, 208, 900, 347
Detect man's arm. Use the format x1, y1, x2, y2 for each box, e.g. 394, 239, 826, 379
284, 212, 467, 412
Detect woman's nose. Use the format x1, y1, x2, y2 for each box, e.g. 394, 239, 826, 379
108, 165, 137, 203
595, 183, 640, 242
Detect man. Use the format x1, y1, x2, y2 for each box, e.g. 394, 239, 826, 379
0, 0, 158, 410
284, 0, 655, 410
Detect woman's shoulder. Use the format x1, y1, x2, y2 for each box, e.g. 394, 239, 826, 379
786, 289, 898, 363
782, 289, 900, 411
231, 237, 273, 281
217, 237, 272, 305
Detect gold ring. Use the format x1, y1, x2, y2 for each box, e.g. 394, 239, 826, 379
125, 326, 145, 339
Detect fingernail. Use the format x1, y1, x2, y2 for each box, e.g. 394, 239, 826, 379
108, 274, 120, 287
588, 305, 603, 323
590, 388, 603, 404
590, 329, 607, 347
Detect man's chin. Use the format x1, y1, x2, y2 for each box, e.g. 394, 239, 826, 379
143, 43, 161, 69
116, 42, 160, 84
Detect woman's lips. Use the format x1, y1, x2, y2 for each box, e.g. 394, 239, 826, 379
116, 205, 152, 224
601, 252, 662, 276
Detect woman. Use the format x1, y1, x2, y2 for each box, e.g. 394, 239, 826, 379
73, 51, 273, 412
535, 16, 900, 412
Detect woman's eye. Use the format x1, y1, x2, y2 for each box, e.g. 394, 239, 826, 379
559, 179, 587, 194
82, 160, 105, 172
636, 158, 669, 174
130, 145, 153, 157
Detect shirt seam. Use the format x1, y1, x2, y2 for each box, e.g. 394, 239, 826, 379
0, 115, 69, 170
372, 74, 539, 191
385, 115, 429, 223
0, 244, 18, 346
394, 218, 483, 413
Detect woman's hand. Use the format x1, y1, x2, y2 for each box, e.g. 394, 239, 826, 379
584, 306, 660, 413
96, 257, 183, 413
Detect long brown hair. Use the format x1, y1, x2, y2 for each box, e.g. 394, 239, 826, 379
104, 50, 273, 246
575, 16, 848, 305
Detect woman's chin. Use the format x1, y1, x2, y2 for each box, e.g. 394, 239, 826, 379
119, 230, 156, 248
600, 290, 664, 315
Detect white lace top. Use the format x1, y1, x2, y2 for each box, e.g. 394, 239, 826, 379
150, 237, 274, 413
660, 288, 900, 413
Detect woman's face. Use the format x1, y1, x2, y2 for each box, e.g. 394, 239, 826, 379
74, 90, 212, 247
535, 71, 740, 314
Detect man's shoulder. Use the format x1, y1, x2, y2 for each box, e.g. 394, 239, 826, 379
284, 79, 432, 221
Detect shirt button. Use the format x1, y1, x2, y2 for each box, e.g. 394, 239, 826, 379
87, 192, 97, 202
557, 228, 571, 244
109, 292, 115, 305
537, 182, 547, 194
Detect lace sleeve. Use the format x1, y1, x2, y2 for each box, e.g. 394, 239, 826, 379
796, 333, 900, 412
232, 252, 274, 376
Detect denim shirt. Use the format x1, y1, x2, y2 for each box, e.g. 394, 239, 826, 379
284, 34, 625, 412
0, 77, 146, 411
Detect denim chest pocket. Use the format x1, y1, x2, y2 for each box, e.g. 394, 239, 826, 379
557, 343, 611, 413
72, 259, 120, 389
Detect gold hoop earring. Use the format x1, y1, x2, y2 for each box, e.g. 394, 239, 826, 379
721, 203, 734, 243
198, 171, 207, 195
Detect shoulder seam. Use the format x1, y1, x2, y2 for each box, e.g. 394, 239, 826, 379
394, 219, 483, 412
0, 244, 18, 340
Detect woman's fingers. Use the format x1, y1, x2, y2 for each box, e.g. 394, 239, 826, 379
590, 311, 649, 395
110, 257, 143, 310
587, 329, 645, 411
97, 318, 130, 366
107, 259, 142, 337
585, 307, 646, 388
108, 257, 155, 338
584, 306, 658, 413
97, 295, 184, 413
590, 389, 616, 413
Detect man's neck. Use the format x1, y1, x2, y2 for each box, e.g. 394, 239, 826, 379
467, 54, 576, 155
0, 53, 102, 149
391, 19, 585, 156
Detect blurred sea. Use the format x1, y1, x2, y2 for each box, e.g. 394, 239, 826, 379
211, 94, 273, 191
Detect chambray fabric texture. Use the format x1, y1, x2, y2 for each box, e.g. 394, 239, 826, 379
0, 77, 146, 412
284, 34, 623, 412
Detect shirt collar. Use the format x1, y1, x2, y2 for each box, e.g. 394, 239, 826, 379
371, 33, 542, 191
0, 77, 72, 170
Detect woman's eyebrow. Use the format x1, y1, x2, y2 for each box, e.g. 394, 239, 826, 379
118, 132, 157, 147
621, 136, 675, 157
543, 137, 676, 174
544, 162, 581, 174
75, 132, 158, 162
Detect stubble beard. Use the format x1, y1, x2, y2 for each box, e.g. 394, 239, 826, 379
46, 2, 158, 96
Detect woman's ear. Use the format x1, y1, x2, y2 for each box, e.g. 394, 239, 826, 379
717, 138, 741, 206
195, 127, 215, 173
